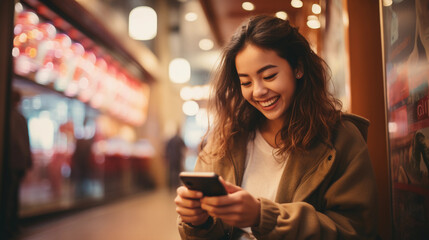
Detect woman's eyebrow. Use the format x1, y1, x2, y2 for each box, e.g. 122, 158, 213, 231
237, 64, 278, 77
257, 64, 277, 74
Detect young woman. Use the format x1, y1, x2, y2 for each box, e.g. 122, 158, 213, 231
175, 15, 378, 239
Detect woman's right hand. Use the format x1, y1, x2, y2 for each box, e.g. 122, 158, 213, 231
175, 186, 210, 226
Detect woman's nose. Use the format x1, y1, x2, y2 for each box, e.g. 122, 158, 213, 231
253, 80, 268, 98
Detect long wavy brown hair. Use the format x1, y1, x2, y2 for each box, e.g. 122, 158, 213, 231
201, 15, 342, 161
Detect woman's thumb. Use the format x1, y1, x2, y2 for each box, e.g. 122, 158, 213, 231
219, 176, 242, 193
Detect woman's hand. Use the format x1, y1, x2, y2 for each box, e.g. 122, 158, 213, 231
200, 177, 261, 228
175, 186, 210, 226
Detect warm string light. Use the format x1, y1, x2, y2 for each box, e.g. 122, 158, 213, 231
312, 3, 321, 14
306, 3, 321, 29
242, 2, 255, 11
291, 0, 303, 8
276, 11, 288, 20
307, 15, 321, 29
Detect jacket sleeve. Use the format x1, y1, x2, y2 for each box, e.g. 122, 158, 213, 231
251, 134, 378, 240
178, 216, 229, 240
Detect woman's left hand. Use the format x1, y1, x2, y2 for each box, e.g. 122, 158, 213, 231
200, 177, 261, 228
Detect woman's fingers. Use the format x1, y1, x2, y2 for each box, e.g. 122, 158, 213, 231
201, 202, 242, 215
175, 186, 204, 208
200, 189, 261, 228
175, 194, 202, 208
201, 190, 244, 207
175, 181, 260, 227
177, 186, 203, 199
176, 205, 206, 216
200, 193, 246, 217
175, 185, 210, 226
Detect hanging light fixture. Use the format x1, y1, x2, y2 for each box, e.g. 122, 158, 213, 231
128, 6, 157, 40
169, 58, 191, 83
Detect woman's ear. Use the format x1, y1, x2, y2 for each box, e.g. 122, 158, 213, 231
295, 68, 303, 79
294, 61, 304, 79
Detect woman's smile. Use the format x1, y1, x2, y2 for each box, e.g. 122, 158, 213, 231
257, 96, 280, 109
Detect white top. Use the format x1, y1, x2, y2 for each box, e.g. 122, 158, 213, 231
240, 130, 288, 239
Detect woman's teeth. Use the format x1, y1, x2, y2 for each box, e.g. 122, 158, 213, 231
260, 97, 279, 107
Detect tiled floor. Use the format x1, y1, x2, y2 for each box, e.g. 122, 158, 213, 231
17, 189, 181, 240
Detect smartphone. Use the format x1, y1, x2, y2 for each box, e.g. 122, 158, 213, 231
179, 172, 227, 196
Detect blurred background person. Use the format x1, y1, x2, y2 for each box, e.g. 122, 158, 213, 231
5, 89, 33, 239
165, 127, 187, 191
70, 126, 95, 200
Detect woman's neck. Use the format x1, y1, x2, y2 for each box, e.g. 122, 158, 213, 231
259, 118, 284, 148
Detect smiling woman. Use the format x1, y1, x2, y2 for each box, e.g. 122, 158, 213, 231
174, 15, 378, 240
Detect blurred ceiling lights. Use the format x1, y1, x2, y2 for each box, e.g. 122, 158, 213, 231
307, 15, 320, 29
312, 4, 321, 14
239, 1, 321, 31
308, 3, 321, 29
185, 12, 198, 22
291, 0, 303, 8
275, 11, 288, 20
180, 85, 210, 101
242, 2, 255, 11
169, 58, 191, 83
199, 38, 214, 51
128, 6, 157, 40
182, 100, 199, 116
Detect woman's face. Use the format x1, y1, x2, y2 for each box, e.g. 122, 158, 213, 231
236, 44, 301, 123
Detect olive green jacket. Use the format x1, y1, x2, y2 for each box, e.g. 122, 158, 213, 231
178, 114, 378, 240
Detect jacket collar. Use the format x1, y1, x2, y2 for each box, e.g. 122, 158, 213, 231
227, 134, 248, 186
277, 144, 336, 203
341, 113, 369, 141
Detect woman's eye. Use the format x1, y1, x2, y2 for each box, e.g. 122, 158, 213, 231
241, 82, 251, 86
263, 73, 277, 80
